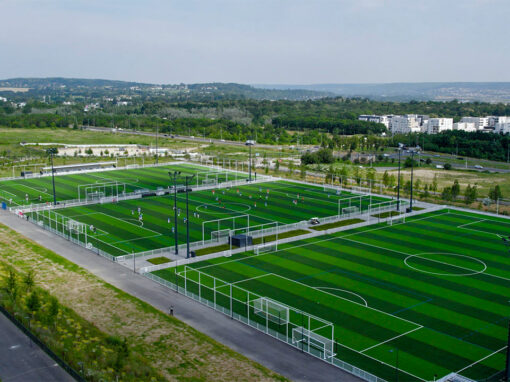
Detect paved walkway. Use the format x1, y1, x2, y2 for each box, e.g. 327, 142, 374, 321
0, 312, 74, 382
0, 210, 360, 382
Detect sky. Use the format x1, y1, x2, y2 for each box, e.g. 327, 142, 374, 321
0, 0, 508, 84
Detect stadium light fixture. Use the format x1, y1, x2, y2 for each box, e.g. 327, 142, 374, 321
46, 147, 58, 205
408, 145, 421, 212
169, 171, 181, 255
184, 174, 195, 258
396, 143, 404, 212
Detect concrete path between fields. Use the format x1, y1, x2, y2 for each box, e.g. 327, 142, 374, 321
0, 210, 360, 382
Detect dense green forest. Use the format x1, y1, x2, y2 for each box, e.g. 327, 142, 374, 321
2, 78, 510, 161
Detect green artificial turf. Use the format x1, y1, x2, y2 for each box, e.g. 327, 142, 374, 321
146, 256, 171, 265
26, 179, 390, 257
153, 209, 510, 381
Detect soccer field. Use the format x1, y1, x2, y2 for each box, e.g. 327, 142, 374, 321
27, 180, 390, 257
0, 162, 243, 205
152, 209, 510, 381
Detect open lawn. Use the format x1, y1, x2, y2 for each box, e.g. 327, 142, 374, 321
154, 209, 510, 381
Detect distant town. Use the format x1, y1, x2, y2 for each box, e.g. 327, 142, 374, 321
359, 114, 510, 134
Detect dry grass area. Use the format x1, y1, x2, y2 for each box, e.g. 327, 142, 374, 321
0, 223, 285, 382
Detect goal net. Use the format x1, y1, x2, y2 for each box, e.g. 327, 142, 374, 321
253, 297, 289, 325
202, 178, 218, 186
67, 219, 85, 234
388, 214, 406, 226
342, 206, 359, 215
255, 242, 277, 255
352, 186, 371, 195
292, 327, 335, 360
78, 182, 127, 202
211, 229, 231, 242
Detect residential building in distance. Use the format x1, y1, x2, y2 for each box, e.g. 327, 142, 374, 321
358, 114, 391, 129
495, 121, 510, 134
453, 122, 477, 132
460, 117, 489, 130
390, 115, 423, 134
425, 118, 453, 134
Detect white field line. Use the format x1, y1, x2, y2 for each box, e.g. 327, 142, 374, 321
457, 219, 486, 229
94, 212, 163, 236
265, 272, 422, 328
314, 287, 368, 307
360, 326, 423, 353
111, 233, 162, 245
334, 341, 427, 381
0, 188, 17, 197
163, 268, 426, 381
454, 345, 507, 376
14, 183, 51, 196
450, 212, 510, 227
89, 235, 129, 255
229, 273, 272, 285
179, 193, 284, 225
340, 235, 510, 282
192, 210, 450, 273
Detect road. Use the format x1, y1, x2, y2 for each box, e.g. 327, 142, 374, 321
83, 126, 282, 150
0, 210, 360, 382
0, 311, 74, 382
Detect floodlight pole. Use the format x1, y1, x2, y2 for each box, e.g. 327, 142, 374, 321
409, 150, 415, 212
185, 175, 195, 258
169, 171, 181, 255
249, 143, 252, 182
156, 125, 159, 165
47, 148, 57, 206
396, 144, 403, 212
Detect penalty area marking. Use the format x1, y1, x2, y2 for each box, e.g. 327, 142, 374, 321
404, 253, 487, 277
314, 287, 368, 307
196, 202, 252, 214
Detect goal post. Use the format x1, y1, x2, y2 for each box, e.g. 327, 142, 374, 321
252, 297, 289, 325
254, 242, 278, 255
78, 182, 127, 202
388, 214, 406, 226
211, 229, 231, 242
292, 327, 335, 360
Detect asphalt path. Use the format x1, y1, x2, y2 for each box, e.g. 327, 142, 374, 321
0, 312, 74, 382
0, 210, 360, 382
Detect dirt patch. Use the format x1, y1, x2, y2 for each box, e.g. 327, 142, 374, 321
0, 224, 285, 381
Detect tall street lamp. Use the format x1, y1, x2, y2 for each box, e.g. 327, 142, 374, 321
408, 145, 421, 212
246, 140, 255, 182
396, 143, 404, 212
169, 171, 181, 255
47, 148, 58, 205
184, 174, 195, 258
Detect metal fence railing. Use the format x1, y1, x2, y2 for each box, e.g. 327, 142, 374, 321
143, 270, 388, 382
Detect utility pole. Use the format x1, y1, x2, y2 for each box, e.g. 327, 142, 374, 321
169, 171, 181, 255
409, 145, 421, 212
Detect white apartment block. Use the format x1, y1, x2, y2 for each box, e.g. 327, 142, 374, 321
489, 116, 510, 128
495, 122, 510, 134
460, 117, 489, 130
425, 118, 453, 134
453, 122, 477, 132
358, 115, 391, 129
390, 115, 422, 134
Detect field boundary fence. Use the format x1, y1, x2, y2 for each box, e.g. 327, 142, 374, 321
142, 268, 388, 382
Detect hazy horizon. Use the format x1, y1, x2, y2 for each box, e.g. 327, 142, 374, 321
1, 0, 509, 85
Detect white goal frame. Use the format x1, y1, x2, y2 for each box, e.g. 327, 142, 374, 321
388, 214, 406, 226
253, 297, 289, 325
292, 327, 335, 360
254, 242, 278, 255
78, 181, 127, 202
211, 228, 231, 242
